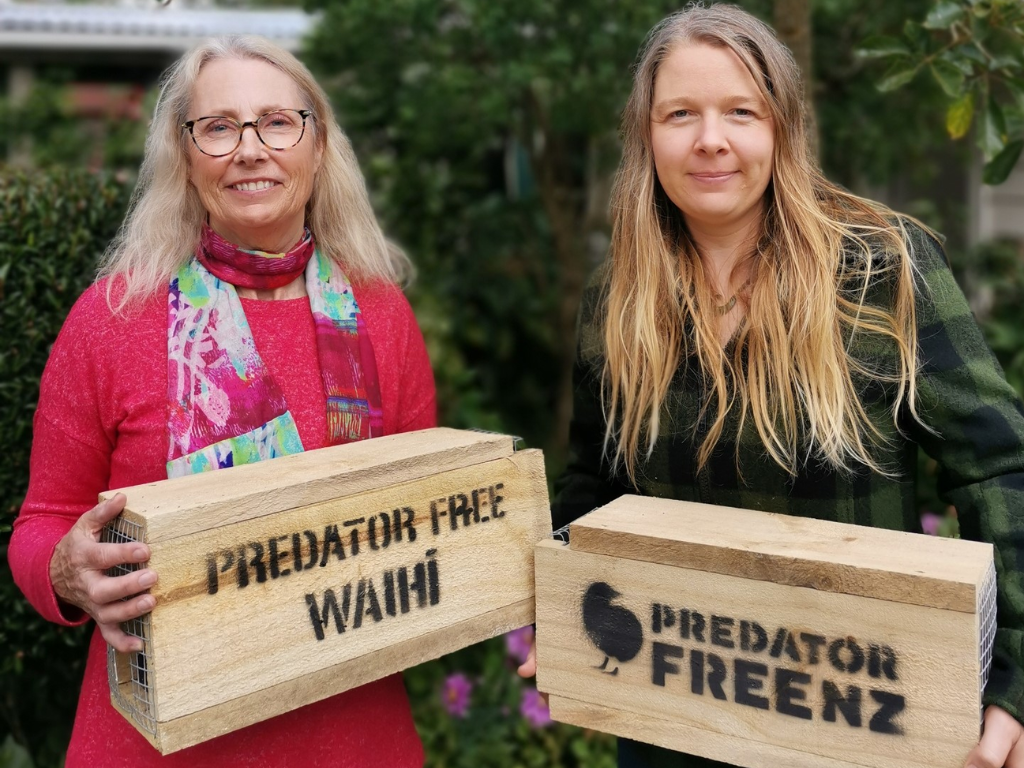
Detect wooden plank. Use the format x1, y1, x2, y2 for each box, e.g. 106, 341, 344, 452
548, 695, 873, 768
146, 598, 535, 754
100, 428, 514, 543
111, 447, 550, 746
569, 496, 992, 612
535, 539, 982, 768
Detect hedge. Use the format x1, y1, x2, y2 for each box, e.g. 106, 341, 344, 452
0, 167, 131, 767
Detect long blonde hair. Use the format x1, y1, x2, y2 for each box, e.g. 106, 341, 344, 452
99, 35, 410, 306
604, 3, 922, 482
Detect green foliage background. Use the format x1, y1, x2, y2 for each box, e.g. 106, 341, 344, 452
0, 170, 132, 768
2, 0, 1024, 766
858, 0, 1024, 184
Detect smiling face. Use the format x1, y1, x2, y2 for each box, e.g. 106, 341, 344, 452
187, 57, 322, 252
650, 43, 775, 240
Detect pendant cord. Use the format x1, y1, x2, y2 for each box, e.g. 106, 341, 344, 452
714, 277, 752, 315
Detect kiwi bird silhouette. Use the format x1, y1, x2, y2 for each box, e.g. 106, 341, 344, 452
581, 581, 643, 675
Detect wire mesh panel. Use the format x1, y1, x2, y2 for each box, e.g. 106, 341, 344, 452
101, 516, 157, 736
978, 561, 997, 724
550, 505, 608, 544
468, 427, 523, 451
551, 523, 571, 544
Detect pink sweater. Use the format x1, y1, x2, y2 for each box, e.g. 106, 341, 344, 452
9, 278, 436, 767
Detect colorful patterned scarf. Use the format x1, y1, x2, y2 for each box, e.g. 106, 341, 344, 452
166, 232, 383, 478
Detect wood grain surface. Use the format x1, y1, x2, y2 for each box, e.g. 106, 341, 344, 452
536, 538, 984, 768
569, 495, 992, 612
103, 430, 550, 753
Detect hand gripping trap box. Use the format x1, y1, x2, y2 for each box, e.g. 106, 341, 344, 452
100, 428, 551, 753
535, 495, 995, 768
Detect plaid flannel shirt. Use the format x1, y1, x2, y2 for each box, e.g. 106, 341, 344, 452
552, 223, 1024, 768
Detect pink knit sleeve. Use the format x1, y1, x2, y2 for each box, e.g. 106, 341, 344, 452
9, 286, 116, 626
9, 414, 111, 625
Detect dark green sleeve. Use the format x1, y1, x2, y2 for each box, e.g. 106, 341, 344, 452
551, 268, 633, 531
905, 225, 1024, 721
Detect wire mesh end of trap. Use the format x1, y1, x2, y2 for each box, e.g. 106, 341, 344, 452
978, 560, 997, 725
551, 523, 571, 543
101, 514, 157, 736
468, 427, 523, 451
549, 506, 611, 544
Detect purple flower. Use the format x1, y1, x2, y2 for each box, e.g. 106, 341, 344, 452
505, 625, 535, 665
441, 672, 473, 718
921, 511, 942, 536
520, 686, 551, 728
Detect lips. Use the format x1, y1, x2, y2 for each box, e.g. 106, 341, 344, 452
690, 171, 737, 180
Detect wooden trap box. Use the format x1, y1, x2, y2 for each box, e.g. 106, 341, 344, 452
535, 495, 995, 768
99, 428, 550, 754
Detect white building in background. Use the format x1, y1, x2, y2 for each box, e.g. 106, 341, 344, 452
1, 0, 314, 111
971, 160, 1024, 246
0, 0, 313, 57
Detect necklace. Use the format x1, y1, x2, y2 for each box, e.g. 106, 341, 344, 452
714, 277, 752, 315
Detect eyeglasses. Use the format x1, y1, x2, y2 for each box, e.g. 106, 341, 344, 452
182, 109, 314, 157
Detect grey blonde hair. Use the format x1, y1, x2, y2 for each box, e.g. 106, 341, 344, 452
604, 3, 922, 482
99, 35, 410, 305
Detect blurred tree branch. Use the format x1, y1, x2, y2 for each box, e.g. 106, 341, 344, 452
858, 0, 1024, 183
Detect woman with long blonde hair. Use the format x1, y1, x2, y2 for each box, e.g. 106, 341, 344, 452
524, 5, 1024, 767
10, 36, 434, 767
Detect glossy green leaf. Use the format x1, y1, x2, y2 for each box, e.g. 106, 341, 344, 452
990, 55, 1023, 71
877, 61, 921, 92
903, 19, 931, 52
856, 35, 911, 59
1007, 78, 1024, 109
978, 96, 1008, 159
1003, 94, 1024, 132
0, 736, 33, 768
924, 0, 966, 29
941, 50, 977, 76
956, 43, 989, 65
932, 59, 967, 96
982, 139, 1024, 183
947, 91, 975, 138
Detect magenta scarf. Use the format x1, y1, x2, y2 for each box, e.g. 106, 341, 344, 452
196, 223, 316, 290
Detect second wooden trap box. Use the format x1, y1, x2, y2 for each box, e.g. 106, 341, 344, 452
536, 495, 995, 768
100, 428, 550, 754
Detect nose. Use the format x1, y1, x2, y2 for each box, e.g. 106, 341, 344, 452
694, 114, 728, 155
233, 123, 267, 164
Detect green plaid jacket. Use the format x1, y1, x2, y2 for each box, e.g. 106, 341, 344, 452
551, 223, 1024, 768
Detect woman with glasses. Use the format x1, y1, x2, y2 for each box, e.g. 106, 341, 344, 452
8, 36, 434, 767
